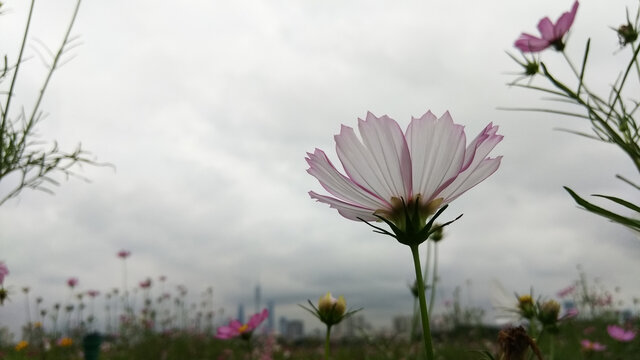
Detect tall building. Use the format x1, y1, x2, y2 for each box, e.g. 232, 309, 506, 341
267, 300, 275, 332
237, 303, 245, 324
254, 285, 261, 313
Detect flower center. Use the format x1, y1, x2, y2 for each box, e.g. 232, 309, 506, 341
238, 324, 249, 333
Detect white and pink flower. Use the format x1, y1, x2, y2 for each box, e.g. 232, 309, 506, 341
306, 111, 502, 241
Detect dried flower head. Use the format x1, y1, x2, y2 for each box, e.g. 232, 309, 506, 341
497, 326, 542, 360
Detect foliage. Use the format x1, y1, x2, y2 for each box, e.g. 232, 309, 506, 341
506, 2, 640, 231
0, 0, 106, 206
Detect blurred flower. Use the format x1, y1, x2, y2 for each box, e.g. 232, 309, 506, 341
117, 250, 131, 259
33, 321, 42, 328
15, 340, 28, 351
607, 324, 636, 342
67, 277, 78, 288
216, 309, 269, 340
139, 278, 152, 289
57, 337, 73, 347
616, 23, 638, 46
580, 339, 606, 352
515, 1, 579, 52
556, 285, 575, 298
497, 326, 542, 360
0, 261, 8, 285
516, 294, 536, 320
87, 290, 100, 298
537, 300, 560, 325
306, 111, 502, 245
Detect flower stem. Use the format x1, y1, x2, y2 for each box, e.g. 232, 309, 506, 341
325, 324, 332, 360
428, 242, 439, 315
410, 244, 435, 360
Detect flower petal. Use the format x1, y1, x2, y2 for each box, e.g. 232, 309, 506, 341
537, 17, 555, 41
440, 157, 502, 204
335, 113, 412, 203
437, 124, 503, 203
309, 191, 379, 221
306, 149, 389, 211
406, 111, 466, 203
554, 1, 579, 38
514, 33, 550, 52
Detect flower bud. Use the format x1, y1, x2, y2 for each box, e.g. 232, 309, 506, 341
317, 292, 347, 326
517, 295, 536, 320
538, 300, 560, 327
617, 24, 638, 46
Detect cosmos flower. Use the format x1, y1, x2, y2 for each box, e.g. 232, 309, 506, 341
0, 261, 8, 285
580, 339, 606, 352
607, 324, 636, 342
57, 337, 73, 347
556, 285, 576, 298
139, 278, 152, 289
306, 111, 502, 244
216, 308, 269, 340
67, 277, 78, 288
86, 290, 100, 298
15, 340, 28, 351
117, 250, 131, 259
515, 1, 579, 52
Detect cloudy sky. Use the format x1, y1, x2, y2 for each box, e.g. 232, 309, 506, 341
1, 0, 639, 336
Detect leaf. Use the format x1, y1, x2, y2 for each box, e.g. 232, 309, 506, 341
564, 187, 640, 230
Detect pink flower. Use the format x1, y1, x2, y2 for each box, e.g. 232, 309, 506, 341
67, 277, 78, 288
86, 290, 100, 298
515, 1, 579, 52
0, 261, 8, 285
117, 250, 131, 259
580, 339, 606, 352
607, 324, 636, 342
306, 111, 502, 241
216, 308, 269, 339
139, 278, 152, 289
556, 285, 575, 298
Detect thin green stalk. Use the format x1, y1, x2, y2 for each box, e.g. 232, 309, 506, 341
325, 324, 332, 360
410, 244, 435, 360
1, 0, 35, 161
428, 242, 439, 315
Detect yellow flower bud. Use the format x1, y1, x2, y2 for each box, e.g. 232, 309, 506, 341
317, 292, 347, 326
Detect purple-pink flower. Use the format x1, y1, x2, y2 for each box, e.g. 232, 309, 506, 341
117, 250, 131, 259
139, 278, 152, 289
216, 308, 269, 340
515, 1, 579, 52
67, 277, 78, 288
607, 324, 636, 342
556, 285, 576, 298
0, 261, 8, 285
580, 339, 606, 352
306, 111, 502, 230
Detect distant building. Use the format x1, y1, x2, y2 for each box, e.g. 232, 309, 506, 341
266, 300, 275, 332
283, 319, 304, 340
392, 315, 412, 336
333, 314, 372, 339
237, 303, 245, 324
278, 317, 304, 340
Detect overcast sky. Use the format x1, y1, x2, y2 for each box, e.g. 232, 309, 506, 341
1, 0, 639, 336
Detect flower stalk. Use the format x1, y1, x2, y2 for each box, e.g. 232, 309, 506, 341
410, 244, 435, 360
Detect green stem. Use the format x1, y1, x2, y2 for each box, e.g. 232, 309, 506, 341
325, 324, 332, 360
410, 244, 435, 360
428, 242, 438, 315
